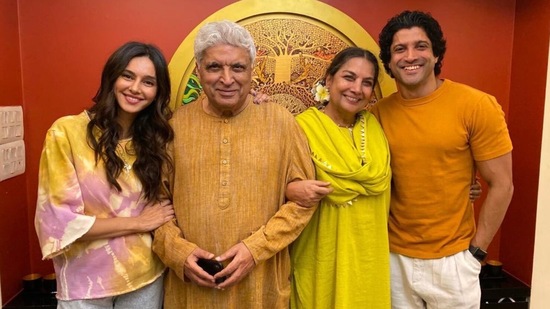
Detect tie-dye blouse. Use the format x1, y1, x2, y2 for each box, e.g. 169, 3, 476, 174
34, 111, 165, 300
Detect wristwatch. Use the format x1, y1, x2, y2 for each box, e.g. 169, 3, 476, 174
468, 245, 488, 262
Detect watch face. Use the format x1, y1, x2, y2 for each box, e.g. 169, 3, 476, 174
470, 245, 487, 261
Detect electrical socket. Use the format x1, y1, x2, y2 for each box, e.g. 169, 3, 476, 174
0, 140, 25, 181
0, 106, 24, 145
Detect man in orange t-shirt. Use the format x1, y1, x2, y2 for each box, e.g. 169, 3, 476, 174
371, 10, 513, 309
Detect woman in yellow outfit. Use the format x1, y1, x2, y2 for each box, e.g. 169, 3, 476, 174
287, 47, 392, 308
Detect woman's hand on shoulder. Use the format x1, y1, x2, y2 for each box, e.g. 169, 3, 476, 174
250, 90, 270, 104
286, 180, 333, 208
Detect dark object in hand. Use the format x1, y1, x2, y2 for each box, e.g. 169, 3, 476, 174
197, 258, 226, 284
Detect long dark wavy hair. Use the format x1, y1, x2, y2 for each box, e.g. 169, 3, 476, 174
378, 10, 447, 77
86, 41, 173, 202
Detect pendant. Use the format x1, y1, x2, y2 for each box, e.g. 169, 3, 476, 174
123, 163, 132, 174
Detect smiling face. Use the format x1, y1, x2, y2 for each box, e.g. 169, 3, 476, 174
196, 44, 252, 116
325, 56, 376, 122
114, 56, 157, 124
388, 26, 439, 98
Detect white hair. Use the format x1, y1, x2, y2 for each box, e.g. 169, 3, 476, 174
194, 20, 256, 64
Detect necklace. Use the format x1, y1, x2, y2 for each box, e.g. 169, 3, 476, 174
116, 143, 133, 174
319, 106, 356, 129
122, 156, 132, 174
336, 123, 355, 129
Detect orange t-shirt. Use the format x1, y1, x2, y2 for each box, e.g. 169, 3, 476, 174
372, 79, 513, 259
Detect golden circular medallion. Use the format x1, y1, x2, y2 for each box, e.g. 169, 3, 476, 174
169, 0, 396, 113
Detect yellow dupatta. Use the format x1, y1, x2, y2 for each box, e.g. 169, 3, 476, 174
296, 107, 391, 206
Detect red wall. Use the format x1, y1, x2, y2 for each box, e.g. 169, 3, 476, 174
0, 0, 32, 303
3, 0, 546, 303
502, 0, 550, 283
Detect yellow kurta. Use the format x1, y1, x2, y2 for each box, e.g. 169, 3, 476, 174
153, 96, 316, 309
291, 108, 392, 309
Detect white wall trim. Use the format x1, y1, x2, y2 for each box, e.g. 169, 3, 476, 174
530, 36, 550, 307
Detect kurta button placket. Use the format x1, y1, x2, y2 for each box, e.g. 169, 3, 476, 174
219, 117, 231, 209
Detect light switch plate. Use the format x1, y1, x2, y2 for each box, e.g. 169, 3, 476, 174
0, 106, 24, 145
0, 140, 25, 181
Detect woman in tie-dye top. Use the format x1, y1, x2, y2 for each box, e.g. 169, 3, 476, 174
35, 42, 175, 308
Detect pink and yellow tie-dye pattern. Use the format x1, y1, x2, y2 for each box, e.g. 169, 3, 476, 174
35, 111, 165, 300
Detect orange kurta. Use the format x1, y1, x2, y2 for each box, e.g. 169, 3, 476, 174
153, 96, 316, 309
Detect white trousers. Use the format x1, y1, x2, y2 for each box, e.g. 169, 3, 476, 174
390, 251, 482, 309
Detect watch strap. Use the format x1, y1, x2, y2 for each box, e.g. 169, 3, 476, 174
468, 244, 488, 262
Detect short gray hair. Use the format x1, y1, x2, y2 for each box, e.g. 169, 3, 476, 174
194, 20, 256, 65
